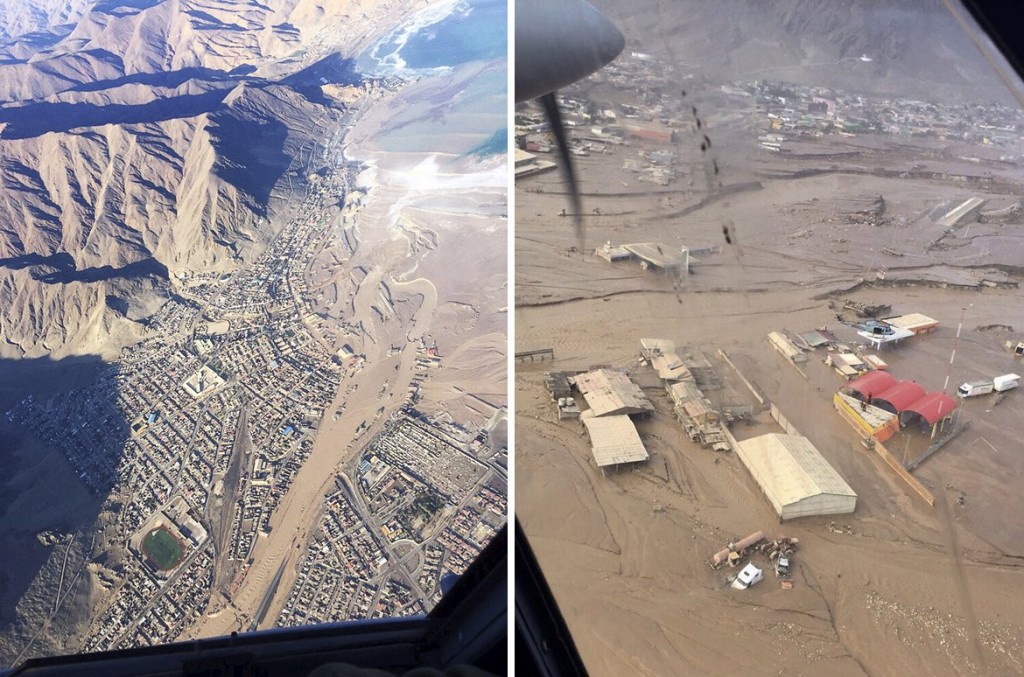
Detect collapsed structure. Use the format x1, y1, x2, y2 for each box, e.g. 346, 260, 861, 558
640, 339, 729, 450
597, 242, 690, 275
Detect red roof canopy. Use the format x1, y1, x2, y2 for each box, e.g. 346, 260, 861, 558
871, 381, 927, 413
902, 392, 958, 425
846, 371, 897, 399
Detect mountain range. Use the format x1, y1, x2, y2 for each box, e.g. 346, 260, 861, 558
0, 0, 387, 357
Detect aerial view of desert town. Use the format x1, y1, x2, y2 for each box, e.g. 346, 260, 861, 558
0, 0, 506, 664
516, 1, 1024, 675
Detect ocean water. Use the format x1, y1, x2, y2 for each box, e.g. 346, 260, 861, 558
359, 0, 506, 76
465, 128, 507, 159
351, 0, 507, 160
369, 63, 506, 156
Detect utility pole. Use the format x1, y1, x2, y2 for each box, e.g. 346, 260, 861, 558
943, 304, 971, 393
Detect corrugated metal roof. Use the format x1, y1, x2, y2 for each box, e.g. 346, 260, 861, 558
622, 243, 687, 269
736, 434, 856, 513
640, 338, 676, 357
936, 197, 984, 228
573, 369, 654, 417
581, 415, 649, 467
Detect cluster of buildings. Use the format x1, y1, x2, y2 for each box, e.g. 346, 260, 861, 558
543, 334, 863, 521
3, 117, 433, 651
752, 79, 1024, 153
435, 502, 503, 577
836, 371, 958, 443
514, 49, 696, 187
769, 312, 939, 374
81, 545, 214, 652
546, 368, 653, 471
764, 310, 960, 445
276, 409, 507, 627
515, 45, 1024, 196
275, 489, 397, 626
765, 306, 971, 504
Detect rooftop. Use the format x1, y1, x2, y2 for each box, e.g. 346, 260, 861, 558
651, 352, 692, 382
572, 369, 654, 417
581, 414, 649, 467
639, 337, 676, 358
736, 433, 856, 510
622, 243, 688, 271
883, 313, 939, 331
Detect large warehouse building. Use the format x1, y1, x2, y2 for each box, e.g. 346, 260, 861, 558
736, 433, 857, 519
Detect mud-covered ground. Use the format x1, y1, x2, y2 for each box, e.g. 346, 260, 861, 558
515, 102, 1024, 675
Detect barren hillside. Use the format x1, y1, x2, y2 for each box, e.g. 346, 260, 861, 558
0, 0, 406, 358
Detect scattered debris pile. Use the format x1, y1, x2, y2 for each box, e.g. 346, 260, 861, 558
828, 298, 892, 319
710, 530, 800, 587
711, 530, 765, 568
978, 201, 1021, 224
845, 194, 888, 226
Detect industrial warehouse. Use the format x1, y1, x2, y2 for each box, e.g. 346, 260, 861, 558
735, 434, 857, 519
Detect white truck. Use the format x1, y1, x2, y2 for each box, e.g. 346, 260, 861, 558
958, 373, 1020, 397
731, 563, 763, 590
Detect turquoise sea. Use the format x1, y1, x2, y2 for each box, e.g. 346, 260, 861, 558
356, 0, 507, 158
358, 0, 506, 76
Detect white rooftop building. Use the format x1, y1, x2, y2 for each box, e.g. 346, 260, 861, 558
736, 433, 857, 519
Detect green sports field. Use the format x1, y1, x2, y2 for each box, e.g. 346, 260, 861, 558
142, 526, 185, 570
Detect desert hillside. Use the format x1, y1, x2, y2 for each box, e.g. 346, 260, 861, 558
0, 0, 408, 358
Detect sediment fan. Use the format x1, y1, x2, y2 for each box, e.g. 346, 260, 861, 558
514, 0, 625, 243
